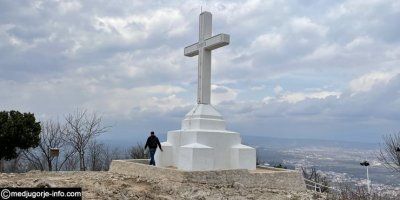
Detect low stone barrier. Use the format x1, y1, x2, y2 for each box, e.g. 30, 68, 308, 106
109, 159, 306, 192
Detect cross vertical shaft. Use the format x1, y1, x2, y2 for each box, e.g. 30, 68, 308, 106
184, 11, 230, 105
198, 12, 212, 104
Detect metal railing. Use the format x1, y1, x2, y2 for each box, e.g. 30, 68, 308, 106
303, 178, 340, 193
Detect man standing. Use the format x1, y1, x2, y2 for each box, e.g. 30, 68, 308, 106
144, 131, 163, 166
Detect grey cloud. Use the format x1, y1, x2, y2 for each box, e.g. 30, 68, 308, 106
215, 73, 400, 142
0, 0, 399, 143
212, 86, 229, 93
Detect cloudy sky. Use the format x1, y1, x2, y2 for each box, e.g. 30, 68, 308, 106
1, 0, 399, 143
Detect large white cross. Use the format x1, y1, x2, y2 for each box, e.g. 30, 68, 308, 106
184, 11, 230, 104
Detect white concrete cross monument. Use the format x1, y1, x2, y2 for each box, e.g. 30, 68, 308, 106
184, 11, 230, 104
155, 11, 256, 171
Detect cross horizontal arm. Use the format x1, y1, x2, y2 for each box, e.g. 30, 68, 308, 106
184, 34, 230, 57
204, 34, 230, 51
184, 43, 199, 57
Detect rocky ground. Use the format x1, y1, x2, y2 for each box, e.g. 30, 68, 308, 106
0, 171, 326, 200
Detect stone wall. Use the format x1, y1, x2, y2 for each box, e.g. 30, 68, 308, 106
109, 159, 306, 192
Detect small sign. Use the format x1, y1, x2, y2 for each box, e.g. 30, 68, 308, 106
50, 148, 60, 157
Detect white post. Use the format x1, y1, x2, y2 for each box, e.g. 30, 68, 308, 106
366, 165, 370, 193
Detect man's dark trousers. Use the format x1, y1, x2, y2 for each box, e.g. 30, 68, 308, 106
149, 148, 156, 166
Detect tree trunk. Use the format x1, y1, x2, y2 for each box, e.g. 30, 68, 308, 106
79, 154, 83, 171
91, 155, 95, 171
0, 159, 3, 172
82, 155, 86, 171
48, 159, 52, 171
79, 151, 86, 171
11, 157, 20, 172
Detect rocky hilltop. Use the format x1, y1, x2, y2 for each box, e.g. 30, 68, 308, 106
0, 170, 325, 200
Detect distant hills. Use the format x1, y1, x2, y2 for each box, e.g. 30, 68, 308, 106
99, 134, 380, 150
242, 135, 380, 150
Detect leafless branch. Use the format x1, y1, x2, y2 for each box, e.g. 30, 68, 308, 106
63, 109, 109, 171
377, 132, 400, 174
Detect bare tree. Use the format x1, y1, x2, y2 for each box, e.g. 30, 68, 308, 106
102, 145, 112, 171
327, 183, 399, 200
112, 147, 127, 160
128, 142, 148, 159
378, 132, 400, 174
1, 150, 24, 172
301, 167, 330, 193
64, 109, 108, 171
87, 140, 105, 171
64, 154, 79, 171
23, 120, 76, 171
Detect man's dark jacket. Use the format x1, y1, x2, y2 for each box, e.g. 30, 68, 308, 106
145, 135, 162, 149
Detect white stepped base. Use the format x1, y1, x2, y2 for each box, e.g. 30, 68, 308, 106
155, 104, 256, 171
